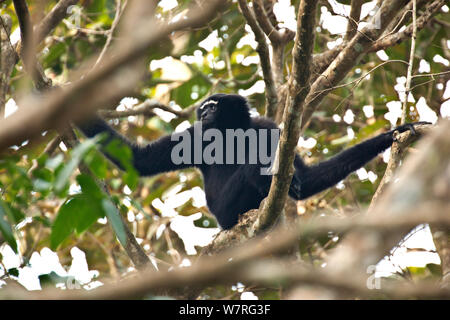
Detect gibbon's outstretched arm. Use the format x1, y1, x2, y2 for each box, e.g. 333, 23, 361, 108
78, 116, 197, 176
292, 122, 429, 200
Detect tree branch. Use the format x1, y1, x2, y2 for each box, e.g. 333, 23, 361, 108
368, 124, 431, 212
401, 0, 417, 124
99, 99, 197, 119
344, 0, 363, 41
368, 0, 444, 53
12, 0, 51, 90
0, 14, 15, 118
237, 0, 278, 119
301, 0, 411, 130
253, 0, 294, 45
91, 0, 125, 70
34, 0, 80, 45
1, 200, 450, 299
430, 225, 450, 288
328, 120, 449, 274
256, 0, 318, 231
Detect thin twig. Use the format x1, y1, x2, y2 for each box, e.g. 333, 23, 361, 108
369, 0, 444, 54
99, 99, 197, 119
401, 0, 417, 124
237, 0, 278, 119
92, 0, 126, 70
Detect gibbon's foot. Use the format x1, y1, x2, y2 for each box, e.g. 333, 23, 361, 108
391, 121, 431, 142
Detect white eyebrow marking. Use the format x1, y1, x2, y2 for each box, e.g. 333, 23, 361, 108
200, 99, 218, 110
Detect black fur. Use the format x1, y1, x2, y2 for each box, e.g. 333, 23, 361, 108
78, 94, 426, 229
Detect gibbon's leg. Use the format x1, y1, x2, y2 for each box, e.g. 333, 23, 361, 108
210, 166, 254, 229
292, 122, 429, 200
211, 163, 288, 229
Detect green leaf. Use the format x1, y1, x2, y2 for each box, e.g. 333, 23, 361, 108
123, 170, 139, 191
407, 266, 426, 276
104, 139, 139, 190
171, 75, 211, 107
45, 154, 64, 170
0, 200, 17, 253
33, 179, 52, 192
194, 215, 217, 228
38, 271, 69, 287
50, 194, 104, 249
104, 139, 133, 169
110, 178, 122, 190
54, 137, 100, 193
426, 263, 442, 277
75, 197, 104, 235
37, 153, 49, 167
101, 198, 127, 247
9, 206, 25, 224
0, 199, 16, 229
84, 150, 108, 179
32, 167, 53, 182
8, 268, 19, 277
51, 198, 78, 249
42, 41, 66, 66
33, 215, 51, 228
76, 174, 104, 199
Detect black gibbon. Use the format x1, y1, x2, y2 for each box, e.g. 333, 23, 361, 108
78, 93, 426, 229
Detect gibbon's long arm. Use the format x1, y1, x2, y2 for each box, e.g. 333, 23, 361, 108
78, 116, 197, 176
293, 123, 427, 200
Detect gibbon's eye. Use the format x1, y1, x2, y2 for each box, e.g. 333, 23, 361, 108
210, 105, 217, 112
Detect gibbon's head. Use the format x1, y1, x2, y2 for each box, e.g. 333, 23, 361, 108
197, 93, 251, 129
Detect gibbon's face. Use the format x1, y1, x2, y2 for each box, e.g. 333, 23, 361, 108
196, 94, 251, 129
197, 96, 221, 124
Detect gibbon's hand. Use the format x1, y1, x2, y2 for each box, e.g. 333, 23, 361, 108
391, 121, 431, 142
